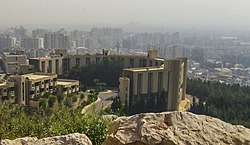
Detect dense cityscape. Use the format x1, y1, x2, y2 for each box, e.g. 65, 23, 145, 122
1, 0, 250, 144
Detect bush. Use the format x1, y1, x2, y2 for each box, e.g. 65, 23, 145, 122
72, 95, 78, 103
57, 94, 65, 104
0, 102, 110, 145
80, 94, 85, 99
39, 98, 48, 109
64, 97, 73, 108
48, 96, 57, 107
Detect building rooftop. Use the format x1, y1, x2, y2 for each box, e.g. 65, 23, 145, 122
57, 79, 79, 87
29, 55, 62, 60
124, 66, 164, 72
22, 73, 57, 80
154, 57, 165, 61
3, 52, 26, 57
0, 81, 14, 88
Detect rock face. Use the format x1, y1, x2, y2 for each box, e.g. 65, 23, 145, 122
103, 111, 250, 145
1, 133, 92, 145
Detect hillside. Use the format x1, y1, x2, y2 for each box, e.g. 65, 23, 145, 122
2, 111, 250, 145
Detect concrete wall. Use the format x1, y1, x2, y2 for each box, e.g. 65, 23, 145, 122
119, 77, 130, 107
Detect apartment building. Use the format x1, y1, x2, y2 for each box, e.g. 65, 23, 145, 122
44, 33, 69, 49
10, 72, 79, 106
0, 80, 15, 102
57, 79, 79, 96
31, 49, 163, 75
20, 37, 44, 49
2, 52, 28, 75
11, 73, 58, 105
57, 49, 164, 74
119, 57, 187, 114
29, 55, 63, 75
0, 35, 16, 50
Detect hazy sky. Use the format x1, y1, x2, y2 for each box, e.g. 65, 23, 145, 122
0, 0, 250, 31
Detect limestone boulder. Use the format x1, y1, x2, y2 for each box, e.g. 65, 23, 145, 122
103, 111, 250, 145
1, 133, 92, 145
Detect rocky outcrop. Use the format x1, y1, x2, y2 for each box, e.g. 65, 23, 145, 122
1, 133, 92, 145
103, 111, 250, 145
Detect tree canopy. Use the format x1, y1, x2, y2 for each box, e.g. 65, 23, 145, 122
67, 59, 124, 88
187, 79, 250, 128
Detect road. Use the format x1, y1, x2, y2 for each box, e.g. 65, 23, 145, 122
83, 89, 118, 113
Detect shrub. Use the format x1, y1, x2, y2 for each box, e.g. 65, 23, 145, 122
0, 102, 110, 145
57, 94, 65, 104
72, 95, 78, 103
80, 94, 85, 99
48, 95, 57, 107
64, 97, 73, 108
39, 98, 48, 109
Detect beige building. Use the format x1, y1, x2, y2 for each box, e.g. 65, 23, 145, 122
30, 49, 163, 75
0, 80, 15, 102
57, 79, 79, 96
29, 55, 63, 75
55, 49, 164, 74
2, 52, 28, 75
10, 72, 79, 106
119, 57, 187, 114
11, 73, 58, 105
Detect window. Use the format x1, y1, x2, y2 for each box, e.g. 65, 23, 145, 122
41, 61, 45, 72
148, 73, 153, 94
56, 59, 59, 74
76, 58, 80, 67
137, 74, 142, 99
158, 72, 163, 92
96, 57, 100, 63
129, 59, 134, 67
139, 59, 147, 67
22, 82, 25, 101
86, 58, 90, 66
48, 60, 52, 73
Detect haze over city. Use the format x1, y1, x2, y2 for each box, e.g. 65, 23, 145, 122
0, 0, 250, 32
1, 1, 250, 144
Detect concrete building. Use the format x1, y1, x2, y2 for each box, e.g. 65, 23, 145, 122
11, 73, 58, 105
0, 36, 16, 50
10, 72, 79, 106
30, 49, 163, 75
57, 79, 79, 96
90, 27, 123, 49
44, 33, 69, 49
56, 49, 164, 74
4, 26, 27, 38
32, 29, 47, 38
119, 57, 187, 114
0, 80, 15, 102
29, 55, 63, 76
20, 37, 44, 49
2, 52, 28, 75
